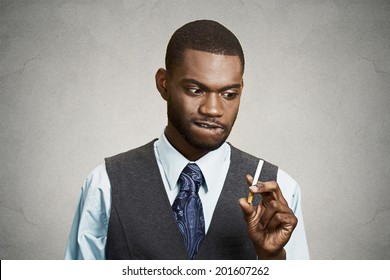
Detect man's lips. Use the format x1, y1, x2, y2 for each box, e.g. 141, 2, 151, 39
193, 120, 225, 130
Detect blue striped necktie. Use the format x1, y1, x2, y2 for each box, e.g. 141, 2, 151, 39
172, 163, 205, 259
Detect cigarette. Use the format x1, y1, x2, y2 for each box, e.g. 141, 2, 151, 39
247, 159, 264, 204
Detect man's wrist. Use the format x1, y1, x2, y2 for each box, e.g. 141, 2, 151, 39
256, 248, 286, 260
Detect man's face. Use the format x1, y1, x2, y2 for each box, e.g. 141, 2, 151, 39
158, 49, 243, 159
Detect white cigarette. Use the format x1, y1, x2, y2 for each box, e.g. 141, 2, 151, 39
247, 159, 264, 204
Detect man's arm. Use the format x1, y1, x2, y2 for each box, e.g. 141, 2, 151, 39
64, 163, 111, 260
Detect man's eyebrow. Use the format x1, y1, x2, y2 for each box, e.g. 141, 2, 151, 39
181, 78, 242, 92
220, 83, 242, 92
181, 79, 210, 91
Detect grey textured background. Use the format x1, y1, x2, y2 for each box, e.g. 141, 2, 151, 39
1, 0, 389, 260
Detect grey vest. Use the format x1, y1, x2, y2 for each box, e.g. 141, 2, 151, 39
105, 140, 277, 259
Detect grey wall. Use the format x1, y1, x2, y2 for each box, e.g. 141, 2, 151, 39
1, 0, 389, 260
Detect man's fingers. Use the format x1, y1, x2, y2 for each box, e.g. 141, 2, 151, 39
245, 174, 254, 186
239, 197, 255, 216
259, 200, 278, 228
267, 212, 298, 232
258, 199, 293, 228
248, 180, 288, 206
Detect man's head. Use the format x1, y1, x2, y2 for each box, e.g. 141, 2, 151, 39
165, 20, 245, 74
156, 20, 244, 161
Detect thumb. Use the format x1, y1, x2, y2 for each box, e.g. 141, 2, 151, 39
239, 197, 255, 217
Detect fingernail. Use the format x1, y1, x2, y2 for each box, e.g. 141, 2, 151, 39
249, 186, 257, 192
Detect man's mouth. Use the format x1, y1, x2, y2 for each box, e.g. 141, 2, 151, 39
194, 121, 224, 130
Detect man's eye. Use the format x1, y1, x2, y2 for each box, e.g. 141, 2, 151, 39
188, 88, 204, 95
221, 91, 238, 99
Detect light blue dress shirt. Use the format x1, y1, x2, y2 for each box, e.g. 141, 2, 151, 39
65, 133, 310, 260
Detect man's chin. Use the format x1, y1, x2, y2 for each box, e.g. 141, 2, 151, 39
186, 137, 227, 153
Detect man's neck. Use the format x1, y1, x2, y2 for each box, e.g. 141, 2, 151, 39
164, 127, 209, 161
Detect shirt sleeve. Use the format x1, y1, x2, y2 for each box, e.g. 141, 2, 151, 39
64, 163, 111, 260
277, 169, 310, 260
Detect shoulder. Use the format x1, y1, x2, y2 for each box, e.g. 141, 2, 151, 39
85, 163, 110, 185
73, 163, 112, 222
229, 144, 278, 182
229, 144, 276, 167
106, 140, 157, 162
105, 140, 158, 171
277, 168, 298, 188
229, 144, 297, 186
81, 163, 111, 204
229, 144, 300, 207
229, 144, 263, 162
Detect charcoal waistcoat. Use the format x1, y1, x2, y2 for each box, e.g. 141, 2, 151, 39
105, 140, 277, 259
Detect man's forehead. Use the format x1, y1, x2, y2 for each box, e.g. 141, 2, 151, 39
182, 48, 241, 62
172, 49, 243, 89
178, 49, 243, 73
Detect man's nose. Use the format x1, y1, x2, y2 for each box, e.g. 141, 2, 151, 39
198, 93, 223, 117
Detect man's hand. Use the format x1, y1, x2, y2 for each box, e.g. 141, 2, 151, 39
239, 175, 297, 260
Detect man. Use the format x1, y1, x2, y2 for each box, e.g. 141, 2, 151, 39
65, 20, 309, 260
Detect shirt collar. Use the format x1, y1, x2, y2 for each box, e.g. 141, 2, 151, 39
155, 132, 230, 192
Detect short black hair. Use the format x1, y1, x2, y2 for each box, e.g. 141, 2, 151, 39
165, 19, 245, 73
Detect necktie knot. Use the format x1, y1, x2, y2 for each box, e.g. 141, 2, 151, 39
179, 163, 203, 193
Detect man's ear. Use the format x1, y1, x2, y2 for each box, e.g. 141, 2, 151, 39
155, 68, 169, 101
